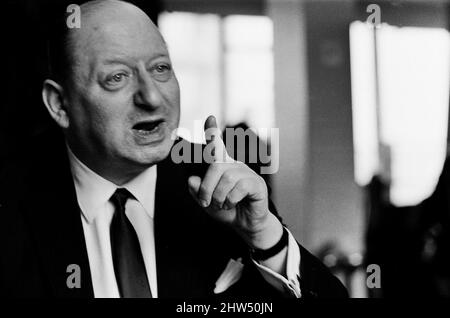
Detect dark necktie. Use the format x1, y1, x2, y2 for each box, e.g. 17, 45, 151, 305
110, 188, 152, 298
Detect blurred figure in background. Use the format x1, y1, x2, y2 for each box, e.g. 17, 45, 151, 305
366, 152, 450, 297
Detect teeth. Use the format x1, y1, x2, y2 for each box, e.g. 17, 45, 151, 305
135, 124, 161, 135
133, 121, 161, 132
137, 130, 153, 135
138, 127, 156, 133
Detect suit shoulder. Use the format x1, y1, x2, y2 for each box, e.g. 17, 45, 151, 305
0, 127, 65, 210
0, 156, 29, 203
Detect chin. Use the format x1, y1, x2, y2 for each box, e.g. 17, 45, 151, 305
132, 139, 174, 166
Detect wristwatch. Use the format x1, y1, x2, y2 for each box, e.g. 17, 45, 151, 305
250, 226, 289, 261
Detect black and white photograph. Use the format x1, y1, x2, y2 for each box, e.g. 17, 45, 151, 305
1, 0, 449, 309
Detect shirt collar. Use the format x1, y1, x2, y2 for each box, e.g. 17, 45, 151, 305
67, 145, 157, 223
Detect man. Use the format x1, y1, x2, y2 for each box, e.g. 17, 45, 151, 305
0, 0, 347, 298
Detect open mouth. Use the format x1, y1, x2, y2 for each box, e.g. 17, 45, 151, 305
132, 119, 164, 134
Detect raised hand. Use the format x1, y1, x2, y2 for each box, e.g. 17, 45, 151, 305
187, 116, 283, 251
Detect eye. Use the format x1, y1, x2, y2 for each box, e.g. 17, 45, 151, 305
157, 63, 171, 72
152, 63, 172, 81
104, 72, 130, 88
111, 74, 125, 82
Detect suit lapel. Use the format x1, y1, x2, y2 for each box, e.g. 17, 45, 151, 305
154, 156, 221, 297
23, 133, 94, 298
154, 157, 199, 297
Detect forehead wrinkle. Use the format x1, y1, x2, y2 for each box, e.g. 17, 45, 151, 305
82, 27, 168, 65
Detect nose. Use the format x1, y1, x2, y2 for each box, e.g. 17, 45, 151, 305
133, 66, 165, 110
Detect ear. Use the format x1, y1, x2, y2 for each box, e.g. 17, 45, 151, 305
42, 79, 70, 129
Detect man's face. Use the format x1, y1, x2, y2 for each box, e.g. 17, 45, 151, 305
65, 6, 180, 176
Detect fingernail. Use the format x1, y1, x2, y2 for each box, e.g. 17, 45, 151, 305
200, 199, 208, 208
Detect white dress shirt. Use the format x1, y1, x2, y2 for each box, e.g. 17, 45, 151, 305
67, 146, 302, 298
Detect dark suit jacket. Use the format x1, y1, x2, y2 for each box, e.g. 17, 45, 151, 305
0, 128, 347, 298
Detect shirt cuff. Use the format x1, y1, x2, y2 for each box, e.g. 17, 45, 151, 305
251, 228, 302, 298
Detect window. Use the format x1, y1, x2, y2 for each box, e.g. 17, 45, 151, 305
350, 21, 450, 206
159, 12, 274, 143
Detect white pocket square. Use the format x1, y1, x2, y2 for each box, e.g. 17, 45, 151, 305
213, 257, 244, 294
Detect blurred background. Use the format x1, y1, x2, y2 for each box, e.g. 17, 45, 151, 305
2, 0, 450, 297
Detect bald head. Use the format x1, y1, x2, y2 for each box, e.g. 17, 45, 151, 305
77, 0, 158, 34
48, 0, 163, 86
64, 0, 165, 84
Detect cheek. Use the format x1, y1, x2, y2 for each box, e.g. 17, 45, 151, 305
172, 78, 181, 105
163, 81, 181, 115
74, 90, 131, 136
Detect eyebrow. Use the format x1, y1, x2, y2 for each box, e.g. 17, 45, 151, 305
101, 53, 170, 66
